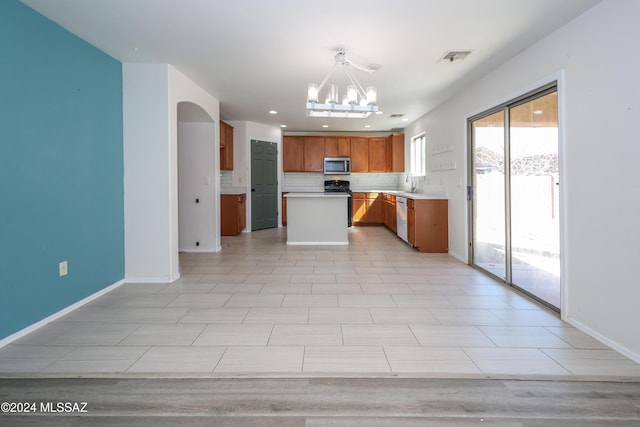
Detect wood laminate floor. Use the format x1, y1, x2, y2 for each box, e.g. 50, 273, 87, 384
1, 377, 639, 426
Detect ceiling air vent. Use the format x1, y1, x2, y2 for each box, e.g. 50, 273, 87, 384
389, 114, 405, 118
438, 50, 472, 63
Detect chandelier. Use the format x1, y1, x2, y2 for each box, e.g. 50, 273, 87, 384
306, 50, 379, 118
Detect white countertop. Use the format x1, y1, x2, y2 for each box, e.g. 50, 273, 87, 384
285, 192, 350, 198
377, 190, 447, 200
282, 189, 447, 200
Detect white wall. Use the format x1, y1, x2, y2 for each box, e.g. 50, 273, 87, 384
123, 64, 172, 282
404, 0, 640, 361
123, 63, 220, 282
227, 120, 282, 231
178, 121, 216, 252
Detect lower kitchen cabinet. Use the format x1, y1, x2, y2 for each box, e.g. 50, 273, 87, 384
282, 192, 288, 226
221, 193, 246, 236
352, 192, 382, 225
408, 199, 448, 253
383, 194, 397, 233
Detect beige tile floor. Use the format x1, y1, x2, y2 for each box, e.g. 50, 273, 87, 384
1, 226, 640, 378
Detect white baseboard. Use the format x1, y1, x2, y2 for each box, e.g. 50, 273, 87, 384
448, 250, 467, 264
0, 279, 126, 349
567, 317, 640, 364
125, 276, 173, 283
178, 247, 216, 253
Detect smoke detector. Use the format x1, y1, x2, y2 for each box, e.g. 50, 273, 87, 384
438, 50, 472, 63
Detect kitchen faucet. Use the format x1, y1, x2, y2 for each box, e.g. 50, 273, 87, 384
405, 173, 417, 193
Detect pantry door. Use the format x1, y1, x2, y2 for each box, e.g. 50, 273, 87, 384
251, 140, 278, 230
469, 84, 560, 311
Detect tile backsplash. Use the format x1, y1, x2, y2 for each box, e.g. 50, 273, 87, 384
220, 171, 233, 190
224, 171, 437, 194
283, 172, 405, 191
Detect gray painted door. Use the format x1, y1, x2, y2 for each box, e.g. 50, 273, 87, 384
251, 140, 278, 230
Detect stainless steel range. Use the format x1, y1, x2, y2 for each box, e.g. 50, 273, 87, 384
324, 179, 352, 227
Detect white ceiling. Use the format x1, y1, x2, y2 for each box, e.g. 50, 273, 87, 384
22, 0, 600, 132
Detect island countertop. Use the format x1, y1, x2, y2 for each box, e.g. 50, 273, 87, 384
285, 192, 350, 198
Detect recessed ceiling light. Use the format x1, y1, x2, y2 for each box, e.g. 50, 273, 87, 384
364, 125, 371, 128
280, 124, 287, 128
401, 118, 409, 122
322, 124, 329, 128
269, 110, 278, 115
533, 110, 543, 115
375, 111, 383, 115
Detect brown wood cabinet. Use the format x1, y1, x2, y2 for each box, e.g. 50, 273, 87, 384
220, 120, 234, 170
324, 137, 350, 157
408, 199, 448, 253
350, 137, 369, 172
390, 133, 405, 172
283, 136, 325, 172
352, 192, 383, 225
282, 133, 404, 173
283, 136, 304, 172
281, 192, 288, 226
303, 137, 324, 172
368, 137, 388, 172
221, 193, 246, 236
383, 194, 397, 233
407, 199, 416, 247
366, 193, 383, 224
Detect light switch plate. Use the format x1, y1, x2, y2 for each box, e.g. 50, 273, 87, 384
59, 261, 68, 277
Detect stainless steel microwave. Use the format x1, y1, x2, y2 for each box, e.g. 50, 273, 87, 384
324, 157, 351, 175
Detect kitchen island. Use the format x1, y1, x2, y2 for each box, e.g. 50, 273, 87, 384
284, 193, 350, 245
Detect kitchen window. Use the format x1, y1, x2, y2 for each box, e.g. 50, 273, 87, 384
410, 133, 427, 177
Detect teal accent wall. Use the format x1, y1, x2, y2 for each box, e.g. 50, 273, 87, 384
0, 1, 124, 339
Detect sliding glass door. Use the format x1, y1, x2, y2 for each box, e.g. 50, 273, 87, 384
470, 110, 507, 281
469, 85, 560, 311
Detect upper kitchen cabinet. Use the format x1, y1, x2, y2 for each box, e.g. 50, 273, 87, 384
368, 137, 388, 172
303, 137, 324, 172
389, 133, 405, 172
324, 137, 350, 157
282, 133, 403, 173
350, 137, 369, 172
283, 136, 324, 172
283, 136, 304, 172
220, 120, 234, 170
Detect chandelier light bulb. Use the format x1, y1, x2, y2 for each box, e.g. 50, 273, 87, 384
347, 85, 358, 104
328, 84, 339, 104
307, 83, 319, 103
366, 86, 377, 105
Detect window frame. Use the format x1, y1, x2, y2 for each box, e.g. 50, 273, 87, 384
410, 132, 427, 177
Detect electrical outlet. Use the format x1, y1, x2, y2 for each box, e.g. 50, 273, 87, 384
59, 261, 68, 277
